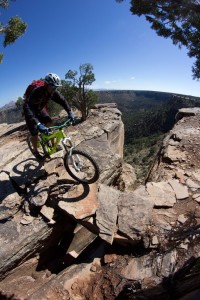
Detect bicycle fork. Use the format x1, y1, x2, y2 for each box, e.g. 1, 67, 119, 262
62, 137, 81, 172
62, 137, 73, 153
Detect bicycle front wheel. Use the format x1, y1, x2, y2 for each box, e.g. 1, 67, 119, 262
64, 150, 100, 184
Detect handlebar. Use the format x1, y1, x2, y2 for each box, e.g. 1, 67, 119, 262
48, 118, 72, 130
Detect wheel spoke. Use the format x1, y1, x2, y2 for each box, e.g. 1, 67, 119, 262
64, 150, 100, 184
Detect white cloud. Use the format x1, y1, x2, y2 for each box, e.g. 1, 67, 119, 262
105, 79, 122, 85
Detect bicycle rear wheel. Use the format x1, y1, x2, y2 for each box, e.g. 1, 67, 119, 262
64, 149, 100, 184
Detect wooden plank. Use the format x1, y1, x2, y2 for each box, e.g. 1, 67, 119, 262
67, 224, 97, 258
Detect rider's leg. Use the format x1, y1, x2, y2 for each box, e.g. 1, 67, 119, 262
45, 121, 61, 151
45, 121, 55, 146
30, 134, 44, 160
24, 114, 43, 158
37, 109, 54, 147
45, 118, 59, 148
31, 135, 38, 152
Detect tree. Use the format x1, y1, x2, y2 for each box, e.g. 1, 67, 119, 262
64, 63, 97, 120
0, 0, 27, 63
116, 0, 200, 79
15, 96, 23, 107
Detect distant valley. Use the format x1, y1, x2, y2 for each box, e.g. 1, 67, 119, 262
97, 90, 200, 182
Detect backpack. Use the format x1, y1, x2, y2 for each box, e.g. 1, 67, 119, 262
24, 79, 45, 100
22, 80, 45, 116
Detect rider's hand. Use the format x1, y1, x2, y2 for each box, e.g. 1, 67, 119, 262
68, 111, 75, 123
37, 123, 49, 134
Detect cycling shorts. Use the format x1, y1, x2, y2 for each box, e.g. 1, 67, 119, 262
25, 108, 52, 136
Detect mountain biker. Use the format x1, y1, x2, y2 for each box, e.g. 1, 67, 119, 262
23, 73, 75, 160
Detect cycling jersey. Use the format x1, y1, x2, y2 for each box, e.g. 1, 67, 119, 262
23, 85, 71, 125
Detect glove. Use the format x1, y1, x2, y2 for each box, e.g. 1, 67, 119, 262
37, 123, 49, 134
68, 111, 75, 123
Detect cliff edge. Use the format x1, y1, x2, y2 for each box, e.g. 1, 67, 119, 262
0, 105, 200, 299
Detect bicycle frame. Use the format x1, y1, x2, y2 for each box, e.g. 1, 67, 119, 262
39, 119, 73, 156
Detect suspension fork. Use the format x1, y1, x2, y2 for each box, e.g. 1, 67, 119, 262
62, 137, 81, 172
62, 137, 74, 155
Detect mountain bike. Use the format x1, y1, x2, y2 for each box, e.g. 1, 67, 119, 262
27, 119, 100, 184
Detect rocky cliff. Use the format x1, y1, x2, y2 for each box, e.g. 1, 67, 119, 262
0, 105, 200, 299
0, 106, 24, 124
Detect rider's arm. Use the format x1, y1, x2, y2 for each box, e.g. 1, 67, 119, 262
51, 90, 72, 113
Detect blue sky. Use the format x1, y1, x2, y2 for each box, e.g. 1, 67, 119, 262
0, 0, 199, 108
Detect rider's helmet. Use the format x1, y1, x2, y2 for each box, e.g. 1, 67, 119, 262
44, 73, 62, 87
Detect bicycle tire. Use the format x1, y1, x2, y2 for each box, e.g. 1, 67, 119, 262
63, 149, 100, 184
